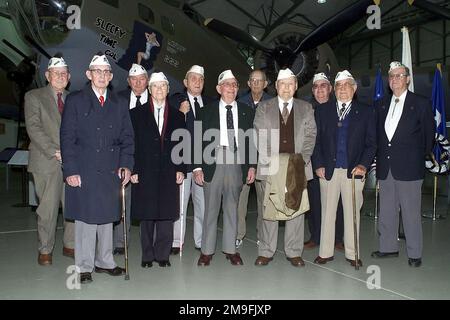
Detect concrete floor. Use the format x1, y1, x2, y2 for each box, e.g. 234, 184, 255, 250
1, 165, 449, 300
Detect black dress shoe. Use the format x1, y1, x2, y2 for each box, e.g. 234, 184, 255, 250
94, 266, 125, 276
371, 251, 399, 258
141, 261, 153, 268
170, 247, 180, 255
408, 258, 422, 267
80, 272, 92, 284
157, 260, 171, 267
195, 247, 201, 251
113, 247, 125, 255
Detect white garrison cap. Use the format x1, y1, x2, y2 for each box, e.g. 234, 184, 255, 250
335, 70, 354, 82
48, 57, 67, 69
129, 64, 147, 77
89, 54, 111, 68
277, 68, 296, 81
217, 69, 236, 85
186, 65, 204, 78
148, 72, 169, 85
313, 72, 330, 84
389, 61, 404, 73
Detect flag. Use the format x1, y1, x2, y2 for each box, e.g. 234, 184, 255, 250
431, 65, 447, 165
368, 67, 384, 175
401, 26, 414, 92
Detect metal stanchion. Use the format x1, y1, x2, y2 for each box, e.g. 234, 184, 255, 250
422, 175, 446, 220
179, 180, 185, 257
352, 173, 360, 271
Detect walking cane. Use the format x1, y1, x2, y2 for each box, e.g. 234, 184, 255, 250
179, 180, 185, 257
120, 169, 130, 280
351, 172, 360, 271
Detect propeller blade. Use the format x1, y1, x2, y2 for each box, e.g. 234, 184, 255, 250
204, 18, 271, 52
296, 0, 373, 53
411, 0, 450, 20
24, 35, 52, 59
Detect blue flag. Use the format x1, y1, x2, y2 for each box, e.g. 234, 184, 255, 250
431, 67, 447, 164
373, 67, 384, 102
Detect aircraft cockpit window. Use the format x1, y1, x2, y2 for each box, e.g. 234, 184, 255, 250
98, 0, 119, 8
138, 4, 155, 24
161, 16, 175, 35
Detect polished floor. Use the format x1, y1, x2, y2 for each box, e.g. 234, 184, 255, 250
1, 165, 449, 300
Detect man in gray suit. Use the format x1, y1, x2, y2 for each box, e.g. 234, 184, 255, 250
254, 68, 316, 267
25, 56, 75, 265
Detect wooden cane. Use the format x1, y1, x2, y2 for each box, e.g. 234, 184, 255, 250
352, 172, 360, 271
120, 169, 130, 280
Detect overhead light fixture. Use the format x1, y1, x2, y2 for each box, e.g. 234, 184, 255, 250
318, 0, 327, 3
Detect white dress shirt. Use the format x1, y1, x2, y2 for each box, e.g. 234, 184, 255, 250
187, 92, 204, 117
278, 97, 293, 114
130, 90, 148, 109
336, 100, 352, 120
153, 100, 165, 135
219, 99, 239, 147
91, 86, 107, 102
385, 90, 407, 141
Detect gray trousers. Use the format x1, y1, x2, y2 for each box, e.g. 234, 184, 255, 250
33, 171, 74, 254
237, 183, 250, 240
378, 170, 423, 259
256, 180, 305, 258
173, 172, 205, 248
201, 164, 242, 255
75, 220, 116, 273
113, 184, 131, 249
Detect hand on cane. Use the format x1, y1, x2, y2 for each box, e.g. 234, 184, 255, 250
118, 168, 131, 185
176, 172, 184, 184
351, 165, 367, 181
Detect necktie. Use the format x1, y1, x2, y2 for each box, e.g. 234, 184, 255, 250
340, 102, 346, 117
157, 107, 162, 134
193, 97, 200, 119
281, 102, 289, 124
57, 92, 64, 114
99, 95, 105, 107
391, 98, 399, 118
136, 95, 141, 108
225, 105, 236, 150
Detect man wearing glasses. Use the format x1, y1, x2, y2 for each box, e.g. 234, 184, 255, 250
194, 70, 256, 266
25, 56, 75, 266
61, 53, 134, 283
371, 61, 435, 268
312, 70, 376, 267
235, 70, 273, 248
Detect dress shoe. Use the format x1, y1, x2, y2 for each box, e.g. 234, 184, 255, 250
408, 258, 422, 268
80, 272, 92, 284
38, 253, 52, 266
113, 247, 125, 255
254, 256, 273, 266
287, 256, 305, 267
314, 256, 334, 264
94, 266, 125, 276
334, 242, 345, 252
171, 247, 180, 255
371, 251, 399, 258
197, 253, 213, 266
63, 247, 75, 258
141, 261, 153, 268
195, 246, 201, 251
304, 240, 318, 249
157, 260, 171, 267
225, 253, 243, 265
346, 258, 363, 267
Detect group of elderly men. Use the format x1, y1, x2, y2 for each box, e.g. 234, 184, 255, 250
24, 51, 434, 284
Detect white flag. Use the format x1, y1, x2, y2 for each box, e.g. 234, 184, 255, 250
401, 26, 414, 92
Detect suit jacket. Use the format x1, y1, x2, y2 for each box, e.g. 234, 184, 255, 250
376, 91, 435, 181
254, 97, 317, 181
312, 99, 377, 180
196, 100, 256, 184
169, 91, 214, 172
130, 98, 186, 221
60, 85, 134, 224
238, 91, 273, 109
25, 85, 68, 174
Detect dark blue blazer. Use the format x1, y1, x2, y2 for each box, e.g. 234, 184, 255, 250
237, 91, 272, 109
312, 99, 377, 180
376, 91, 435, 181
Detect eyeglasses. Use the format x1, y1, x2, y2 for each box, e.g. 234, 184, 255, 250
221, 82, 239, 88
249, 78, 264, 84
150, 83, 168, 89
90, 69, 112, 76
49, 71, 69, 78
312, 83, 330, 90
335, 82, 354, 90
388, 73, 407, 80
